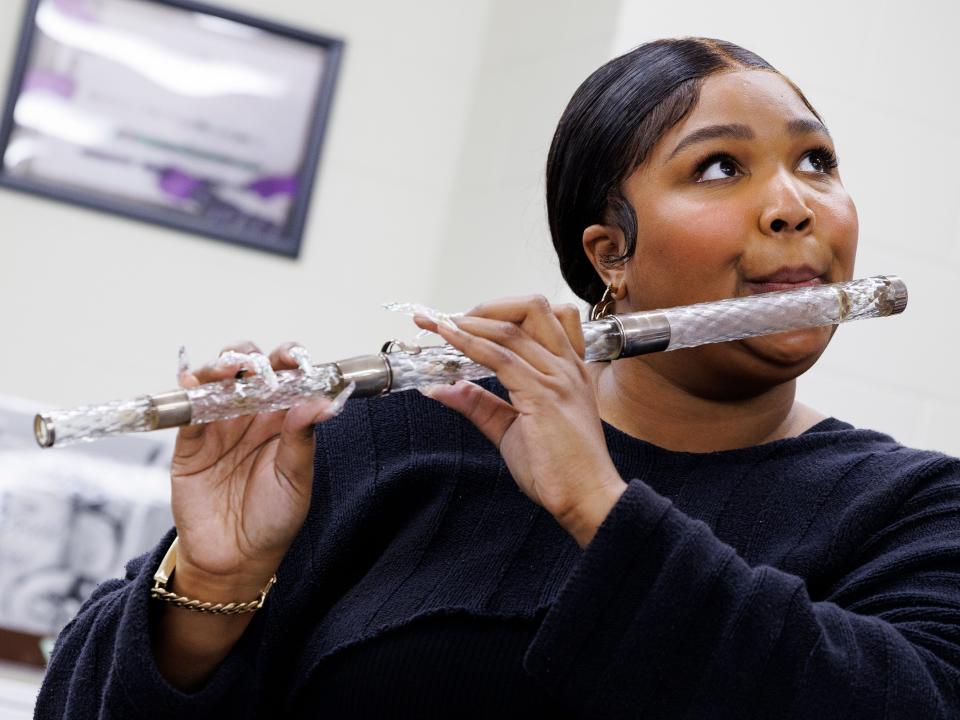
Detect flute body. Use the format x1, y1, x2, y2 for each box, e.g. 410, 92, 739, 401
34, 275, 907, 448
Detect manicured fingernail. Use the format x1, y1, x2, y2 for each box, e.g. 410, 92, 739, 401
251, 353, 279, 390
329, 381, 356, 415
439, 315, 460, 333
289, 345, 319, 377
418, 384, 439, 398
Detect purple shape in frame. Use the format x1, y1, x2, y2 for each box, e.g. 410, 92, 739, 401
158, 167, 204, 200
248, 175, 299, 199
51, 0, 98, 22
23, 70, 75, 99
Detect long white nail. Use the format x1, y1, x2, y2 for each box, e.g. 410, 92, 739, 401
328, 381, 356, 416
382, 301, 441, 318
382, 302, 464, 334
217, 350, 249, 367
417, 383, 444, 399
435, 313, 459, 333
289, 346, 318, 377
251, 353, 279, 390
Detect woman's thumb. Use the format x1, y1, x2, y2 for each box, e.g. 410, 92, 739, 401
419, 381, 515, 449
276, 383, 355, 483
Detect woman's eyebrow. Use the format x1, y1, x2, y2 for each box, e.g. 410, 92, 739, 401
787, 117, 832, 139
667, 123, 754, 160
666, 118, 832, 163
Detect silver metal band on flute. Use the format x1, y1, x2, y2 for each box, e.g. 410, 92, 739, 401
335, 354, 392, 397
611, 312, 671, 357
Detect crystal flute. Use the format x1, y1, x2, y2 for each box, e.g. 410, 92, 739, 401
34, 275, 907, 448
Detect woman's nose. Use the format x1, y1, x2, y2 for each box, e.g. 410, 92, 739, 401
759, 172, 815, 237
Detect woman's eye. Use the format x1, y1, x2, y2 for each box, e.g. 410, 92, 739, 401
697, 157, 740, 182
798, 148, 838, 174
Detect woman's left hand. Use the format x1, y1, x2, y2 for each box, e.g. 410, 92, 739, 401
414, 296, 626, 547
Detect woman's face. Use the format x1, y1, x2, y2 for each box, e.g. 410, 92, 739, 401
599, 69, 858, 396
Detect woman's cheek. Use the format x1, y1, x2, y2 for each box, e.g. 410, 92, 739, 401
817, 190, 859, 278
638, 197, 749, 252
645, 208, 746, 299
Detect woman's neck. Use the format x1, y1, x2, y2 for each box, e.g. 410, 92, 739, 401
590, 360, 825, 453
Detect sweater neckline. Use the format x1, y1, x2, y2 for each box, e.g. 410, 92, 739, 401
601, 416, 852, 466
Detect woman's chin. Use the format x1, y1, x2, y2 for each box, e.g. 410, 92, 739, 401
739, 327, 832, 369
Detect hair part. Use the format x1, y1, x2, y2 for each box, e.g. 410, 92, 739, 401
546, 38, 821, 304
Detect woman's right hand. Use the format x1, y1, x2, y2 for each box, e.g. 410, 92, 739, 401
168, 341, 350, 601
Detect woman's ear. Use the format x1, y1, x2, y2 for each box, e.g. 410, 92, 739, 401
582, 224, 627, 294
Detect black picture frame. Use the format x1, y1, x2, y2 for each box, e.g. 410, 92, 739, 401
0, 0, 343, 258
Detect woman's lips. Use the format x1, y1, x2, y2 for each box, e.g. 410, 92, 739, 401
744, 266, 825, 295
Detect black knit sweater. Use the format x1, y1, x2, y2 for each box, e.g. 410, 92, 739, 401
35, 380, 960, 718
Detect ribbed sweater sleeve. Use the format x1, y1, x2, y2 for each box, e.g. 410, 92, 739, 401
524, 461, 960, 719
33, 528, 269, 720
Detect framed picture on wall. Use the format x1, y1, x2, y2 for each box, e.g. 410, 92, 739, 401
0, 0, 343, 258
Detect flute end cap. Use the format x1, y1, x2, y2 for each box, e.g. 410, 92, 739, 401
885, 275, 908, 315
34, 414, 54, 448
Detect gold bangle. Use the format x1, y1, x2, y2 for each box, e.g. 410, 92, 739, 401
150, 536, 277, 615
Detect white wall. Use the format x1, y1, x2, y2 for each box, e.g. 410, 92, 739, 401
0, 0, 494, 406
612, 0, 960, 454
433, 0, 621, 307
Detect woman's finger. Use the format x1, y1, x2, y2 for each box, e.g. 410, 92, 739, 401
217, 351, 277, 388
465, 295, 578, 360
268, 342, 305, 371
188, 341, 263, 384
175, 362, 245, 443
433, 319, 548, 393
420, 381, 516, 449
189, 361, 243, 385
443, 315, 562, 376
177, 341, 265, 441
224, 340, 262, 355
416, 313, 560, 371
554, 303, 586, 359
275, 382, 355, 490
178, 370, 198, 390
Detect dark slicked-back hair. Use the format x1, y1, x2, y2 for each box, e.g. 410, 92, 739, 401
547, 38, 819, 304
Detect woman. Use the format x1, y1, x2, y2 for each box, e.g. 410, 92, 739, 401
36, 38, 960, 718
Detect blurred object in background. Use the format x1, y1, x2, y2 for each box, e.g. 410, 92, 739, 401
0, 659, 41, 720
0, 395, 172, 665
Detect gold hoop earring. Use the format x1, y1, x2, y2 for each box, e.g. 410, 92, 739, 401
590, 283, 618, 321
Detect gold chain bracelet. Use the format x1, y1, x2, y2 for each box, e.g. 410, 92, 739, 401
150, 536, 277, 615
